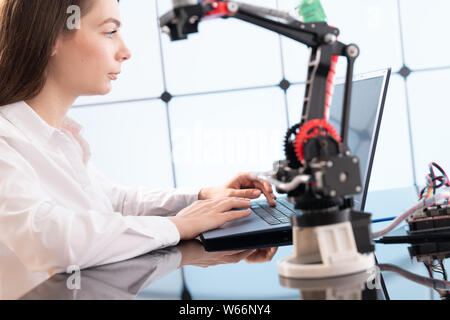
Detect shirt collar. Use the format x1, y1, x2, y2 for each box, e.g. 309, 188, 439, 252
0, 100, 87, 155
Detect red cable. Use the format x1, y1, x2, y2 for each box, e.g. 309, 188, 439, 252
324, 55, 338, 120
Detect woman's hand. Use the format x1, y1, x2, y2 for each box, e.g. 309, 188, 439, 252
244, 247, 278, 263
198, 172, 276, 207
168, 197, 252, 240
177, 240, 256, 268
177, 240, 279, 268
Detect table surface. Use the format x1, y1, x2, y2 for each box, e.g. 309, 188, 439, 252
2, 186, 449, 300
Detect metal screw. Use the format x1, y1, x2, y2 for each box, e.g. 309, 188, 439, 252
345, 150, 351, 156
330, 190, 337, 197
346, 45, 359, 58
327, 161, 333, 168
227, 2, 239, 12
161, 26, 170, 35
324, 33, 337, 44
356, 186, 362, 193
352, 157, 358, 164
189, 15, 199, 24
339, 172, 348, 182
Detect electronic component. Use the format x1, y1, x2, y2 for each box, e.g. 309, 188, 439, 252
408, 241, 450, 262
405, 162, 450, 234
408, 204, 450, 233
409, 244, 450, 299
373, 162, 450, 240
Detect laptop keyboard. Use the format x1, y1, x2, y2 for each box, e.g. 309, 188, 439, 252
251, 198, 297, 225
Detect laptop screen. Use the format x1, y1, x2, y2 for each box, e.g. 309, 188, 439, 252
328, 69, 391, 211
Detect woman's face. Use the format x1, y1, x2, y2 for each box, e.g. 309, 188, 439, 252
49, 0, 131, 97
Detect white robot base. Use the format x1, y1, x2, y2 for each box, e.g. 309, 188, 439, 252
277, 221, 375, 279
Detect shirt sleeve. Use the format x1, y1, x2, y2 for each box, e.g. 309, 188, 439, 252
0, 139, 182, 273
87, 163, 200, 217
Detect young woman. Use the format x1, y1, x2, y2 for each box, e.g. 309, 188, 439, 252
0, 0, 276, 273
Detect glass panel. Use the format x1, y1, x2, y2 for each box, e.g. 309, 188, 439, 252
67, 100, 174, 188
136, 270, 182, 300
169, 87, 288, 189
157, 0, 283, 95
74, 0, 164, 106
278, 0, 403, 82
400, 0, 450, 70
183, 245, 298, 299
408, 69, 450, 188
368, 75, 414, 191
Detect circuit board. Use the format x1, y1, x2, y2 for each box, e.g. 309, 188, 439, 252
408, 204, 450, 233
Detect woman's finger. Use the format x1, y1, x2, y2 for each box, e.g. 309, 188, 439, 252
228, 188, 261, 199
221, 208, 252, 222
262, 181, 274, 195
225, 172, 276, 206
252, 180, 276, 206
229, 249, 257, 262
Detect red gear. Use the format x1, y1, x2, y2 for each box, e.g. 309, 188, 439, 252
294, 119, 341, 164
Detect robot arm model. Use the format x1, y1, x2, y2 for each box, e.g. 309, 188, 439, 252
160, 1, 376, 278
160, 0, 361, 201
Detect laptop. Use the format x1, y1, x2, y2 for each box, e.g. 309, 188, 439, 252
199, 69, 392, 251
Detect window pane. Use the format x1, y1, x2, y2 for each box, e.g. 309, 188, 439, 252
400, 0, 450, 70
158, 0, 283, 95
169, 87, 288, 188
279, 0, 403, 82
285, 83, 305, 128
68, 100, 174, 188
408, 69, 450, 186
74, 0, 164, 106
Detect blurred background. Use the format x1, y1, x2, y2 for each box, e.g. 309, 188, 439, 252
69, 0, 447, 197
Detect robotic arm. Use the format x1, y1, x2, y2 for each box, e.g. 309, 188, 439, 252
160, 0, 375, 278
160, 0, 361, 198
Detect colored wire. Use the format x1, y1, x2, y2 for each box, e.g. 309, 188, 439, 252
441, 261, 448, 281
431, 162, 450, 187
372, 188, 450, 238
419, 162, 450, 200
379, 263, 450, 291
371, 217, 396, 224
424, 261, 449, 298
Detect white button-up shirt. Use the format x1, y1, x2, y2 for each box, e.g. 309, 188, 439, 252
0, 101, 199, 274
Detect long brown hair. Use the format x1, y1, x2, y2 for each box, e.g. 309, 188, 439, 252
0, 0, 98, 106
